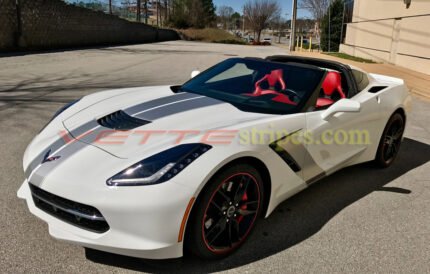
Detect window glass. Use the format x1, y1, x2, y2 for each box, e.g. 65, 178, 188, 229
181, 58, 326, 115
206, 63, 253, 83
352, 69, 369, 91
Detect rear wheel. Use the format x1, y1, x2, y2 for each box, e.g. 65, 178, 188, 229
374, 113, 405, 167
185, 164, 264, 259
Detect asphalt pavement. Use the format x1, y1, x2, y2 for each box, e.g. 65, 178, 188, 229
1, 41, 429, 273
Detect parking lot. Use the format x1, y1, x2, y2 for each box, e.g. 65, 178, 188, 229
1, 41, 429, 273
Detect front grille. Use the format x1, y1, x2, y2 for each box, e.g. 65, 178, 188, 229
97, 110, 150, 131
29, 184, 109, 233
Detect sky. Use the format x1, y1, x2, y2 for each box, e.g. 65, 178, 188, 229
213, 0, 312, 19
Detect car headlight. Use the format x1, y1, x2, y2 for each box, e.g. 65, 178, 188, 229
106, 143, 212, 186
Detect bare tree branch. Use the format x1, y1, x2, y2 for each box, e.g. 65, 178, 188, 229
243, 0, 281, 42
299, 0, 329, 22
218, 5, 234, 30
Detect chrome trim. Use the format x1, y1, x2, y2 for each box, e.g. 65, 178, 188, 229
31, 192, 105, 221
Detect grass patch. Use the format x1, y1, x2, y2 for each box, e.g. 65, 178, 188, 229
177, 28, 246, 44
301, 43, 319, 50
324, 52, 376, 63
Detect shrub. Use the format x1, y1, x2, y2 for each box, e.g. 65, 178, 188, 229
177, 28, 245, 44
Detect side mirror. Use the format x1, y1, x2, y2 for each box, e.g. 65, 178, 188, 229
191, 70, 201, 79
321, 99, 361, 120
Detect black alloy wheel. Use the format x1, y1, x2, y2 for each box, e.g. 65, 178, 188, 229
375, 113, 405, 167
185, 164, 263, 259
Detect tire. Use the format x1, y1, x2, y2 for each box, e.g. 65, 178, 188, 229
185, 163, 264, 260
374, 113, 405, 168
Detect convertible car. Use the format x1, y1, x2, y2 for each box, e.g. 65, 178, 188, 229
18, 56, 410, 259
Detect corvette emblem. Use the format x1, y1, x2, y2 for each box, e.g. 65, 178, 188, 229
42, 149, 61, 163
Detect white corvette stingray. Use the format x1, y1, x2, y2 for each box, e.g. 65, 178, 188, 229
18, 56, 411, 259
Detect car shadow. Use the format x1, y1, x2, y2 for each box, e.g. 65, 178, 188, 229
85, 137, 430, 272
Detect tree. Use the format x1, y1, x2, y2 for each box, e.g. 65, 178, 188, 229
201, 0, 216, 27
231, 12, 241, 29
320, 0, 344, 52
299, 0, 329, 37
243, 0, 281, 42
169, 0, 216, 28
218, 5, 234, 30
271, 16, 287, 43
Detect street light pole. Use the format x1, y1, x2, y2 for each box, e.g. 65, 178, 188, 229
289, 0, 297, 51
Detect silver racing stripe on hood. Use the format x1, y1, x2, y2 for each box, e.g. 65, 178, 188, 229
64, 94, 225, 152
131, 95, 224, 120
24, 138, 69, 179
67, 94, 224, 147
28, 141, 88, 185
124, 92, 201, 114
24, 92, 224, 181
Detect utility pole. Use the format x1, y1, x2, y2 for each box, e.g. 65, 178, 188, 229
289, 0, 297, 51
144, 0, 148, 24
156, 0, 159, 26
136, 0, 141, 22
14, 0, 22, 49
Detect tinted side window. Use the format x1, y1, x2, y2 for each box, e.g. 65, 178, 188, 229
352, 69, 370, 92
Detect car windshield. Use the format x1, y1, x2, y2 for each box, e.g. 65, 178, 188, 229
181, 58, 326, 115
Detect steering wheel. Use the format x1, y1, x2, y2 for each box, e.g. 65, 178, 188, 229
282, 89, 302, 103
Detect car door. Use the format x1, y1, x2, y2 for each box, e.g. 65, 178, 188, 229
303, 72, 382, 184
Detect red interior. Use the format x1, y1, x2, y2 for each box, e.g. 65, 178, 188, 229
243, 69, 296, 105
254, 69, 286, 95
316, 71, 346, 108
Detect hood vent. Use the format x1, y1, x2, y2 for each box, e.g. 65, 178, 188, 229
97, 110, 150, 131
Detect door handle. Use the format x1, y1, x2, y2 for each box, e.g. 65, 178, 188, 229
376, 96, 381, 104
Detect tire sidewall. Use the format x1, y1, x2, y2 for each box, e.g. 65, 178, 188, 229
185, 163, 264, 260
375, 113, 404, 167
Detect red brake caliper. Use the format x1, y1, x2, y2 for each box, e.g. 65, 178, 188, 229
237, 192, 248, 223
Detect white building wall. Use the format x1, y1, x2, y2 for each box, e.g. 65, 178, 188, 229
340, 0, 430, 75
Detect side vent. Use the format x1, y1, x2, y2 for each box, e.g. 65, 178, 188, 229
97, 110, 150, 131
368, 86, 388, 93
269, 141, 302, 172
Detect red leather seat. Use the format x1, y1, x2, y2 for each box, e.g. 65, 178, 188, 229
254, 69, 286, 96
316, 71, 346, 108
243, 69, 296, 105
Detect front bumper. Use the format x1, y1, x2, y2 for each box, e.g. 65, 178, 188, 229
17, 179, 195, 259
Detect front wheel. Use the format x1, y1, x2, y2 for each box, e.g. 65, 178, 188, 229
374, 113, 405, 167
185, 164, 264, 259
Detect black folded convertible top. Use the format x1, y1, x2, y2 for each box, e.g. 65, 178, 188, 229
266, 55, 359, 97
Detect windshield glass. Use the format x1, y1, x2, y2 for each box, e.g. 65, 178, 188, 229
181, 58, 326, 115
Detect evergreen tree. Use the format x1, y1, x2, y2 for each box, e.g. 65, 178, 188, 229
169, 0, 216, 28
320, 0, 344, 52
201, 0, 216, 27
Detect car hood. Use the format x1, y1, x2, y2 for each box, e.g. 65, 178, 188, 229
61, 86, 273, 159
